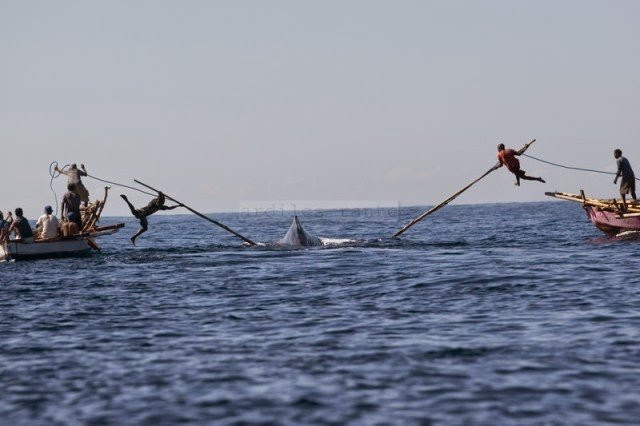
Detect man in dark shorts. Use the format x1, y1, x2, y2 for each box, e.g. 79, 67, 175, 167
61, 183, 83, 228
120, 192, 182, 245
497, 143, 546, 186
613, 149, 636, 209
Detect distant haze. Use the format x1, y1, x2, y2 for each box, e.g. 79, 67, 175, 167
2, 0, 638, 217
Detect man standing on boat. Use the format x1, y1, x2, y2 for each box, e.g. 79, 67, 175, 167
120, 192, 183, 245
497, 144, 546, 186
613, 149, 637, 208
61, 183, 83, 229
55, 163, 90, 207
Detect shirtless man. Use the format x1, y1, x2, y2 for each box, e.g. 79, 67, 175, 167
61, 184, 83, 229
497, 144, 546, 186
8, 208, 34, 242
120, 192, 182, 245
60, 212, 80, 236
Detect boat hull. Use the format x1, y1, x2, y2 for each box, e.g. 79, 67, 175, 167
585, 206, 640, 235
1, 239, 92, 261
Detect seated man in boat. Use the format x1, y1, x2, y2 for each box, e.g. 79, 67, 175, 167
60, 212, 81, 237
120, 192, 182, 245
8, 208, 34, 243
61, 183, 83, 229
497, 143, 546, 186
0, 211, 10, 243
55, 163, 90, 207
35, 205, 60, 240
613, 149, 637, 209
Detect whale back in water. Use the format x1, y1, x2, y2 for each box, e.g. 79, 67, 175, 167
278, 216, 322, 247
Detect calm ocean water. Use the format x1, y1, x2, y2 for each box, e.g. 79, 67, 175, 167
1, 202, 639, 425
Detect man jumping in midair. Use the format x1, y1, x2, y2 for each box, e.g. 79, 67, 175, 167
120, 192, 182, 245
497, 143, 546, 186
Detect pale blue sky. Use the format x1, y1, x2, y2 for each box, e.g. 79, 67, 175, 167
1, 0, 638, 216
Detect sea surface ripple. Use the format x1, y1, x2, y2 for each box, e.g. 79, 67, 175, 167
1, 202, 640, 425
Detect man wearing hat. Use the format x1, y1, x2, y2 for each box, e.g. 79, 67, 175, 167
35, 205, 60, 240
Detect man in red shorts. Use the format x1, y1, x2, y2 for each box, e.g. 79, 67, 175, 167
497, 143, 546, 186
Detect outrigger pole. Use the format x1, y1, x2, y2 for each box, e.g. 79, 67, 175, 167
393, 139, 537, 238
134, 179, 257, 246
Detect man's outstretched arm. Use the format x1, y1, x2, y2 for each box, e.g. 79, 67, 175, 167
55, 167, 71, 177
159, 204, 183, 211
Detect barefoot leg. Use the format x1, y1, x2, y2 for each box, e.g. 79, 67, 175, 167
130, 216, 148, 245
120, 194, 139, 217
520, 174, 545, 183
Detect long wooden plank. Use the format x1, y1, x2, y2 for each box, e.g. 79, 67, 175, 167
545, 192, 640, 213
619, 213, 640, 218
545, 192, 613, 208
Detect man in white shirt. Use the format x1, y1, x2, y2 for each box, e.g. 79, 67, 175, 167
36, 205, 60, 240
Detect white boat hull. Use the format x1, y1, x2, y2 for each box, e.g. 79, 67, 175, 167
1, 239, 92, 261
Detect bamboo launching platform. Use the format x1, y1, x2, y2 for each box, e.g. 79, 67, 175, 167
546, 191, 640, 235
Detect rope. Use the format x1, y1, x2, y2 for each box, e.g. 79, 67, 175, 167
522, 153, 640, 182
85, 174, 156, 196
49, 161, 69, 216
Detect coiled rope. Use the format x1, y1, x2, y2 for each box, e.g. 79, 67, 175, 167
522, 153, 640, 182
49, 161, 68, 216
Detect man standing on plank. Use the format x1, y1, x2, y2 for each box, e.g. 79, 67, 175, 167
120, 192, 182, 245
613, 148, 637, 209
497, 143, 546, 186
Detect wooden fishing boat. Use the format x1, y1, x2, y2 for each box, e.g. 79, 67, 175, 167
1, 187, 125, 261
546, 191, 640, 235
0, 225, 124, 261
